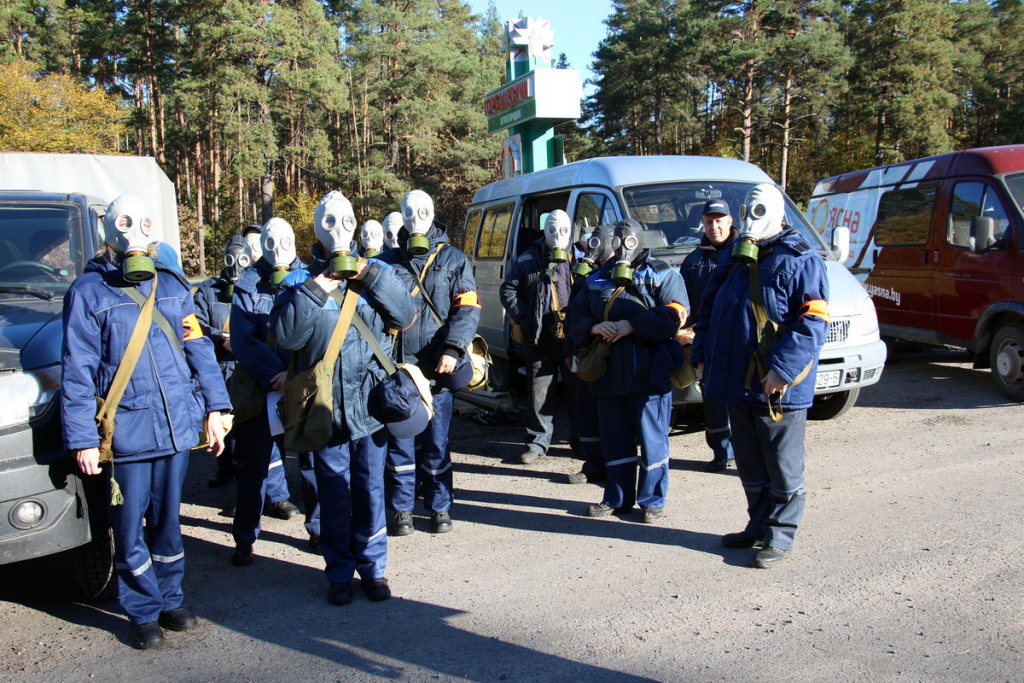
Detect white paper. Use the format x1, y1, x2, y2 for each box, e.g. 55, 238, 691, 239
266, 390, 284, 436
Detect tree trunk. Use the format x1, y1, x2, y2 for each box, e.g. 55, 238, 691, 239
780, 69, 793, 191
195, 138, 205, 278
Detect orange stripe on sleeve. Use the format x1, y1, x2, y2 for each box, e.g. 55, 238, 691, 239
800, 299, 830, 323
182, 313, 204, 341
453, 291, 481, 308
665, 301, 686, 321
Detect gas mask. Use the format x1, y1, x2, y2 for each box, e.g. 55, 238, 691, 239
401, 190, 434, 256
610, 219, 645, 285
222, 235, 252, 296
313, 191, 359, 279
574, 223, 615, 277
382, 212, 402, 250
243, 225, 263, 260
261, 217, 297, 286
733, 183, 786, 264
544, 210, 572, 263
360, 220, 384, 258
104, 195, 159, 282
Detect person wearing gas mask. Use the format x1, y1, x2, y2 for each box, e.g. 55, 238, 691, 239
568, 218, 688, 523
377, 189, 481, 536
360, 219, 385, 258
193, 236, 253, 488
564, 223, 616, 485
680, 200, 740, 473
500, 209, 578, 465
229, 217, 317, 566
61, 195, 230, 649
242, 223, 263, 260
382, 212, 403, 251
691, 183, 829, 569
271, 191, 416, 606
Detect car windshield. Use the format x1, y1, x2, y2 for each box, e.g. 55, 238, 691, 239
1002, 172, 1024, 214
0, 204, 87, 298
622, 180, 829, 254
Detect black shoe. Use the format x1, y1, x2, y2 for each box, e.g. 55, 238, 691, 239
362, 578, 392, 602
308, 532, 322, 556
641, 507, 665, 524
231, 542, 254, 566
158, 608, 198, 632
587, 502, 631, 518
519, 450, 542, 464
208, 472, 234, 488
328, 582, 353, 606
721, 532, 764, 549
388, 510, 414, 536
269, 500, 300, 520
705, 458, 735, 472
131, 622, 165, 650
431, 511, 453, 533
753, 546, 792, 569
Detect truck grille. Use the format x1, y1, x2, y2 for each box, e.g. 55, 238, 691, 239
826, 319, 850, 345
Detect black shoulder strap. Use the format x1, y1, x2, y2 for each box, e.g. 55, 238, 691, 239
650, 259, 670, 272
119, 285, 185, 358
403, 246, 446, 327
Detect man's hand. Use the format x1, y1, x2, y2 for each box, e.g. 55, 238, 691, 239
270, 371, 288, 391
608, 320, 633, 343
761, 369, 789, 398
223, 333, 232, 354
696, 362, 704, 382
435, 354, 457, 374
347, 259, 369, 280
313, 273, 341, 293
75, 448, 101, 476
205, 411, 227, 456
591, 322, 617, 341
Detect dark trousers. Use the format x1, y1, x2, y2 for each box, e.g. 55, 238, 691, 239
298, 450, 320, 537
575, 379, 606, 478
702, 394, 734, 464
385, 390, 455, 513
232, 405, 287, 544
109, 449, 189, 625
316, 429, 389, 584
727, 403, 807, 550
524, 346, 578, 456
597, 391, 672, 510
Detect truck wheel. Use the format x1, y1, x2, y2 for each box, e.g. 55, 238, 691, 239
488, 354, 514, 393
71, 525, 117, 600
807, 388, 860, 420
990, 324, 1024, 402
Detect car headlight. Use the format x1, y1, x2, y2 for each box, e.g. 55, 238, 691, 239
0, 364, 61, 429
857, 296, 880, 341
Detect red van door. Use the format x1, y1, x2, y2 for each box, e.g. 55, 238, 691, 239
935, 179, 1017, 346
866, 183, 940, 340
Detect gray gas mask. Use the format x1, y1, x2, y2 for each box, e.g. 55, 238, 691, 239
382, 212, 402, 250
223, 235, 253, 296
314, 191, 359, 279
243, 225, 263, 261
401, 190, 434, 256
544, 209, 572, 264
733, 183, 786, 264
610, 219, 645, 285
574, 223, 615, 277
104, 195, 159, 282
261, 217, 297, 286
360, 220, 384, 258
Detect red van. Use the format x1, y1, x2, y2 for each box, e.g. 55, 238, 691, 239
807, 145, 1024, 401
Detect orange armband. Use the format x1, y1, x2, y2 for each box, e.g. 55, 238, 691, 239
800, 299, 830, 323
182, 313, 204, 341
453, 291, 481, 308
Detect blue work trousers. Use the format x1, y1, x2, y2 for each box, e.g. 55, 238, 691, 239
727, 403, 807, 550
524, 346, 578, 456
315, 430, 388, 584
108, 449, 189, 625
385, 390, 454, 514
297, 450, 320, 536
232, 405, 290, 544
596, 391, 672, 510
575, 378, 606, 479
702, 394, 734, 464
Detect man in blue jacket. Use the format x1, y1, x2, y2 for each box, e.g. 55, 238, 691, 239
691, 183, 829, 569
272, 191, 415, 606
680, 199, 739, 473
377, 189, 481, 535
62, 195, 230, 649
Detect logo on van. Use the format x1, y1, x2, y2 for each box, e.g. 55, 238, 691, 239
864, 283, 901, 307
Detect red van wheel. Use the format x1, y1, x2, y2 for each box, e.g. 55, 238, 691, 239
990, 324, 1024, 402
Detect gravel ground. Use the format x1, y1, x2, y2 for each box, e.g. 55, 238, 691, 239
2, 343, 1022, 682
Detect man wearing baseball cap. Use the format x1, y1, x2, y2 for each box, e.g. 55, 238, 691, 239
680, 199, 739, 472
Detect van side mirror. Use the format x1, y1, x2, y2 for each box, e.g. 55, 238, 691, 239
830, 226, 851, 262
971, 216, 995, 253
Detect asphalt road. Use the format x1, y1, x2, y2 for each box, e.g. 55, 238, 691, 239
2, 343, 1021, 682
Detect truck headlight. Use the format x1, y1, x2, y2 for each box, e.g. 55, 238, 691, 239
10, 500, 45, 529
0, 365, 61, 429
858, 297, 880, 340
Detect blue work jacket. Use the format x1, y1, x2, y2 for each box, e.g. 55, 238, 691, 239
691, 229, 830, 410
193, 273, 234, 374
271, 258, 416, 443
679, 229, 739, 328
61, 257, 231, 461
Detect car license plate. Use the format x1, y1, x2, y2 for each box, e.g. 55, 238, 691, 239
815, 370, 842, 389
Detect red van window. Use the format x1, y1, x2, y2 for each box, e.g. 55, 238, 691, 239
875, 186, 936, 246
948, 182, 1010, 248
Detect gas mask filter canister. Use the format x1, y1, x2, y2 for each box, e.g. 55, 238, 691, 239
401, 190, 434, 256
104, 195, 158, 282
314, 191, 359, 279
544, 209, 572, 264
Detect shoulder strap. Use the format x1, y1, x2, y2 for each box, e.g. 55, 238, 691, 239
119, 284, 185, 358
406, 245, 446, 327
747, 261, 770, 330
351, 314, 398, 376
325, 285, 361, 367
603, 286, 625, 321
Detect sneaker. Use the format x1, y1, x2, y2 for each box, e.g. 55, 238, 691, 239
587, 502, 631, 518
567, 471, 588, 485
519, 450, 543, 464
158, 608, 199, 632
721, 532, 765, 549
308, 532, 322, 556
231, 542, 254, 566
130, 622, 165, 650
269, 500, 300, 520
388, 510, 414, 537
641, 507, 665, 524
431, 511, 453, 533
362, 578, 392, 602
753, 546, 792, 569
328, 582, 353, 606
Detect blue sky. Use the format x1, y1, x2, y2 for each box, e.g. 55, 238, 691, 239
465, 0, 614, 87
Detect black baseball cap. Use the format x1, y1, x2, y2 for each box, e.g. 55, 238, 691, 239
702, 199, 731, 216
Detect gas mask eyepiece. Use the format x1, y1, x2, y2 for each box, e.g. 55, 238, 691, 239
610, 219, 644, 285
544, 210, 572, 264
382, 212, 402, 250
360, 220, 384, 258
401, 190, 434, 256
261, 217, 297, 286
314, 191, 359, 279
104, 195, 158, 282
733, 183, 785, 264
